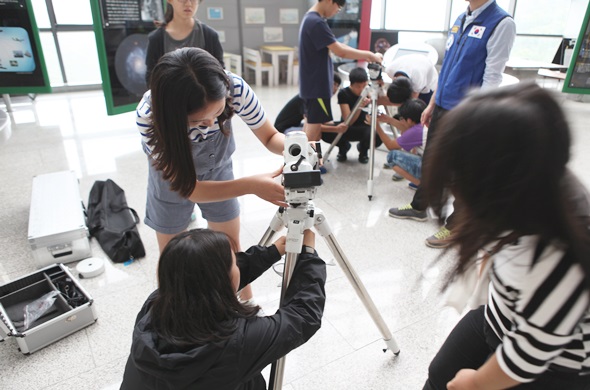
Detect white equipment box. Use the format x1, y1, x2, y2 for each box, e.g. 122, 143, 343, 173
28, 171, 91, 268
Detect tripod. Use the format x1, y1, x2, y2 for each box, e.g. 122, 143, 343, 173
259, 202, 400, 390
324, 64, 389, 200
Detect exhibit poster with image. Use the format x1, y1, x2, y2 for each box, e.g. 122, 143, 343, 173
0, 0, 51, 94
563, 1, 590, 95
90, 0, 164, 115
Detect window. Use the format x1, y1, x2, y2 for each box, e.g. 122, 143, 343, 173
385, 0, 447, 31
52, 0, 93, 25
57, 32, 102, 86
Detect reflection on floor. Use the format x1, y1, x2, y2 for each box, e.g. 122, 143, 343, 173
1, 83, 589, 390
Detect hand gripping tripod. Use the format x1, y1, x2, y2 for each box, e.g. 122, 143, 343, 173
261, 131, 400, 390
324, 63, 385, 200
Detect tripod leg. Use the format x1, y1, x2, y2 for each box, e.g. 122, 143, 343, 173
313, 212, 400, 354
259, 207, 287, 246
367, 95, 378, 201
269, 250, 299, 390
325, 86, 369, 162
323, 133, 343, 162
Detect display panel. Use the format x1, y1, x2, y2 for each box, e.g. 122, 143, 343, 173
563, 1, 590, 95
90, 0, 163, 115
0, 0, 51, 94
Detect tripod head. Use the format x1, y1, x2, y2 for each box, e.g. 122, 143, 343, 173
282, 131, 322, 205
367, 62, 384, 81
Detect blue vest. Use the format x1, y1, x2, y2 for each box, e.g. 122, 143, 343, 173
436, 2, 510, 110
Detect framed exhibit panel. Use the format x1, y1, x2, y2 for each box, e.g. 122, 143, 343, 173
563, 1, 590, 94
0, 0, 51, 94
90, 0, 163, 115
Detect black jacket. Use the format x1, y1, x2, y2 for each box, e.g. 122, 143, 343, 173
144, 21, 224, 85
120, 245, 326, 390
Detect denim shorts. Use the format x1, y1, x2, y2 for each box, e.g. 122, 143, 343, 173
387, 150, 422, 179
144, 131, 240, 235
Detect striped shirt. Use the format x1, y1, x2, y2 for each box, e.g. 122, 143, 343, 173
485, 235, 590, 382
136, 72, 267, 157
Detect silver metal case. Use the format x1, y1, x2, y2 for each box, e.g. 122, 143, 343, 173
0, 263, 97, 354
28, 171, 91, 268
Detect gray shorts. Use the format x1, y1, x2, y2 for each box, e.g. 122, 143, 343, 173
144, 131, 239, 235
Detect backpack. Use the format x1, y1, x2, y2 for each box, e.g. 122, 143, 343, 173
86, 179, 146, 263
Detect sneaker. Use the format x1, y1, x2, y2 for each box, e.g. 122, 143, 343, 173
357, 144, 369, 164
337, 153, 347, 162
392, 173, 404, 181
408, 182, 418, 190
388, 204, 427, 221
383, 163, 393, 169
319, 165, 328, 174
425, 226, 452, 249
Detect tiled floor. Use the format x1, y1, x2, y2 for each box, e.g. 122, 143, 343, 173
1, 81, 589, 390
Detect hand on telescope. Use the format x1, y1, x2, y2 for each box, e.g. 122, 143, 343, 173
249, 166, 288, 207
302, 229, 315, 250
273, 236, 287, 256
368, 52, 383, 64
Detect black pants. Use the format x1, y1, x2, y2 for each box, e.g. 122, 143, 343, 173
321, 123, 382, 155
424, 306, 590, 390
410, 105, 458, 228
411, 105, 446, 211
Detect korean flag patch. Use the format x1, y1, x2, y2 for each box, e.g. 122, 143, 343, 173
468, 25, 486, 39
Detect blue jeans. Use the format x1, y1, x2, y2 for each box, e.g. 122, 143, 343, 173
386, 150, 422, 179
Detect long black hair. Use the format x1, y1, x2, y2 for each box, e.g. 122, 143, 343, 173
148, 47, 233, 198
150, 229, 258, 347
423, 82, 590, 287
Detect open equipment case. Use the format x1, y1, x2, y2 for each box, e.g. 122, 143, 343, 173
0, 263, 97, 354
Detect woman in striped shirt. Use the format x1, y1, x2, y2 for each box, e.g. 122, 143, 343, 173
422, 82, 590, 389
136, 47, 285, 301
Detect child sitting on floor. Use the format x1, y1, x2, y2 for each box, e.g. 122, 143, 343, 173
376, 98, 427, 185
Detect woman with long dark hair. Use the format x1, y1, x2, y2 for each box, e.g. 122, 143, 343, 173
120, 228, 326, 389
422, 82, 590, 389
137, 47, 285, 302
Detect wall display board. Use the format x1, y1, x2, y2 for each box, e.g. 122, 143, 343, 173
0, 0, 51, 94
90, 0, 163, 115
326, 0, 363, 66
563, 1, 590, 94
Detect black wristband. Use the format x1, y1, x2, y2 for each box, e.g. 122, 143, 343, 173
302, 245, 315, 254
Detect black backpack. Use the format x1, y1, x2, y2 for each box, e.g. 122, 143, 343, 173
86, 179, 146, 263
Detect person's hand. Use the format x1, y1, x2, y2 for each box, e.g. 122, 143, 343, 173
376, 113, 393, 124
421, 103, 434, 127
250, 166, 287, 207
446, 369, 480, 390
334, 123, 348, 133
369, 52, 383, 64
273, 236, 286, 255
360, 97, 371, 108
302, 229, 315, 249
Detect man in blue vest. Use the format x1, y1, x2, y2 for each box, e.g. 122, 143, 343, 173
388, 0, 516, 248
